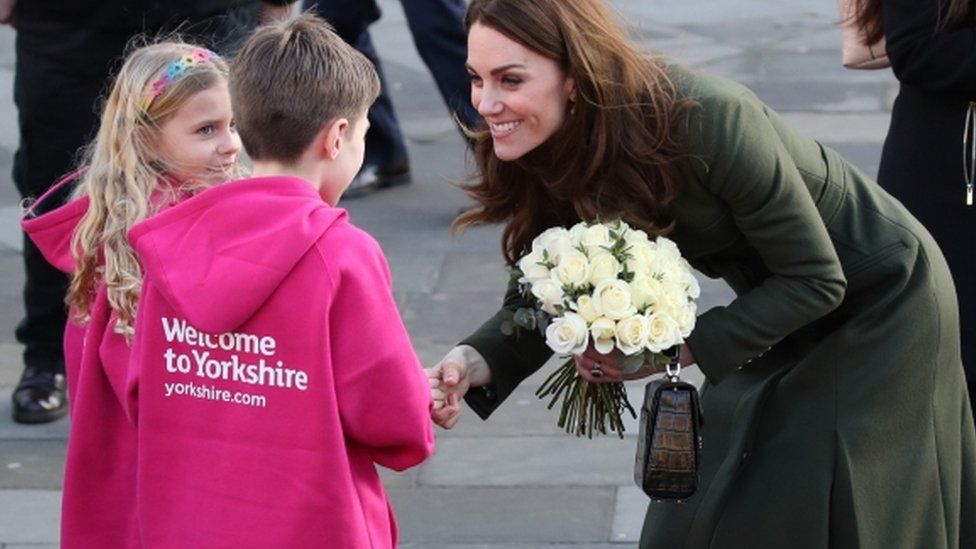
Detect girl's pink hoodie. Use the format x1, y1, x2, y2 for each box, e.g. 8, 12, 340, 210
125, 176, 434, 548
23, 184, 142, 549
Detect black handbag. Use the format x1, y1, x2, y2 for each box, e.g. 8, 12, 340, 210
634, 360, 704, 500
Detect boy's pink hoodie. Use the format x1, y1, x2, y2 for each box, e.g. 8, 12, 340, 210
22, 182, 143, 549
125, 176, 434, 548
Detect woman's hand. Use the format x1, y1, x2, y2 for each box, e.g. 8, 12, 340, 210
574, 343, 696, 383
427, 345, 491, 429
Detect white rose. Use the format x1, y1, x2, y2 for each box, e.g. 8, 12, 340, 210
530, 278, 566, 315
532, 227, 573, 264
615, 219, 635, 233
587, 251, 621, 286
568, 222, 588, 247
684, 268, 701, 299
592, 279, 637, 320
554, 249, 591, 288
545, 312, 589, 355
579, 223, 613, 253
655, 237, 682, 263
661, 262, 693, 289
616, 314, 651, 356
627, 241, 658, 277
573, 294, 601, 323
589, 317, 616, 355
655, 283, 687, 317
673, 301, 697, 338
645, 311, 683, 353
623, 225, 650, 247
518, 251, 550, 283
630, 273, 663, 311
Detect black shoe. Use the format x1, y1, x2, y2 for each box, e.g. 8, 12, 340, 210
343, 159, 411, 199
12, 368, 68, 424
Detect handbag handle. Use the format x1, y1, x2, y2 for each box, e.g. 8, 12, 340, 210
963, 102, 975, 206
665, 347, 682, 381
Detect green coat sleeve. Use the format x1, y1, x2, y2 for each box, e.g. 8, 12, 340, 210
460, 280, 553, 419
684, 88, 847, 384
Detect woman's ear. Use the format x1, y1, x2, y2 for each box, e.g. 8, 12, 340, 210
566, 77, 577, 103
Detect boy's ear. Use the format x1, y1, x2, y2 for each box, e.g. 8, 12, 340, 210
321, 117, 350, 160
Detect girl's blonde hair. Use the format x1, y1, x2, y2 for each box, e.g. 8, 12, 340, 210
67, 41, 235, 337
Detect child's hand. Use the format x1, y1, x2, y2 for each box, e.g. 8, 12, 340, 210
428, 360, 467, 429
427, 345, 491, 429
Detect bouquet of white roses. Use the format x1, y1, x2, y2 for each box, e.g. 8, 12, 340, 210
509, 220, 699, 438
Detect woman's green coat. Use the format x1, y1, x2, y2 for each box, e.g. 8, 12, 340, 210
460, 65, 976, 548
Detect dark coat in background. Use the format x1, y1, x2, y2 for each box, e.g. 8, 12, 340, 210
878, 0, 976, 392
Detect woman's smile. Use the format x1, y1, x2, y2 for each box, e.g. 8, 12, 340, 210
488, 119, 522, 138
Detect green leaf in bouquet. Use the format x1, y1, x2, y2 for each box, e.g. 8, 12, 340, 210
535, 309, 551, 338
508, 266, 524, 285
621, 353, 646, 374
512, 307, 537, 330
497, 309, 516, 336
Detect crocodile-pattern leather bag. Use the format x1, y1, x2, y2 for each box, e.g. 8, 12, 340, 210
634, 363, 704, 500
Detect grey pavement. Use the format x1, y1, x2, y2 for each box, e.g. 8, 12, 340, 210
0, 0, 896, 546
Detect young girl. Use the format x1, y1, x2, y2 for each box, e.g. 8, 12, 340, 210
21, 42, 241, 548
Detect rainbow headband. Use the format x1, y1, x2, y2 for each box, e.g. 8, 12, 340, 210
141, 48, 218, 112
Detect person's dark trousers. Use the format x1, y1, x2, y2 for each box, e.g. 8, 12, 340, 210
306, 0, 408, 167
11, 20, 124, 424
10, 6, 260, 423
306, 0, 477, 168
400, 0, 478, 129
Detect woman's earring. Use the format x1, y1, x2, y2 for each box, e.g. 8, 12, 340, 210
570, 102, 577, 116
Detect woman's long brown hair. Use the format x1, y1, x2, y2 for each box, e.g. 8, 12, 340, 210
854, 0, 975, 46
454, 0, 698, 266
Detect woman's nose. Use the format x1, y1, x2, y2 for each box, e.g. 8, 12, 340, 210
476, 87, 502, 117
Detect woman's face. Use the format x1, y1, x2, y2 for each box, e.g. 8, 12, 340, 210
467, 22, 575, 161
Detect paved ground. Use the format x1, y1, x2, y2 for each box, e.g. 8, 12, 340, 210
0, 0, 897, 547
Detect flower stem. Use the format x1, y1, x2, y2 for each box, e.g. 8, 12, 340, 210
534, 359, 637, 438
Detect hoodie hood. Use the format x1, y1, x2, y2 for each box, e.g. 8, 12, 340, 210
21, 184, 89, 275
128, 176, 345, 334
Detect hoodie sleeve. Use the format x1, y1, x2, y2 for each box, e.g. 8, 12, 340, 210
322, 224, 434, 472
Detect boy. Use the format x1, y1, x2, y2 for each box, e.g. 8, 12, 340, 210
125, 15, 434, 547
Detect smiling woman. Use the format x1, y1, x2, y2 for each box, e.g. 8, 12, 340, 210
466, 23, 575, 161
428, 0, 976, 547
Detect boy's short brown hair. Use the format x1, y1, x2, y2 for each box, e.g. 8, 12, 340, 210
230, 14, 380, 163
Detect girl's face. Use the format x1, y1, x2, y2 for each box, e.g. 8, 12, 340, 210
466, 22, 575, 161
154, 80, 241, 185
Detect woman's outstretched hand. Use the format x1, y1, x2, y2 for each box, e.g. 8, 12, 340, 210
427, 345, 491, 429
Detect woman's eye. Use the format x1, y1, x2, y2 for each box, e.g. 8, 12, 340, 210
502, 76, 522, 86
468, 73, 483, 86
197, 125, 214, 136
